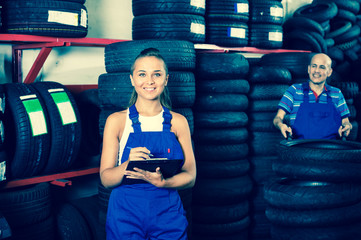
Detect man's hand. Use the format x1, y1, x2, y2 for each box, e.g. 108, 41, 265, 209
279, 123, 292, 139
339, 122, 352, 138
273, 109, 292, 139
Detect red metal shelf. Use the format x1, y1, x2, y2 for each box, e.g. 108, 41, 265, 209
1, 34, 128, 87
2, 167, 100, 189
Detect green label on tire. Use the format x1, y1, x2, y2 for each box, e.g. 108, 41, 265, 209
50, 90, 77, 125
21, 96, 48, 136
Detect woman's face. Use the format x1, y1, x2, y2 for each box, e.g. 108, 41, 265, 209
130, 56, 168, 101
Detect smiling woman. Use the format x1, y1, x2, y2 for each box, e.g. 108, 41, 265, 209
99, 48, 196, 240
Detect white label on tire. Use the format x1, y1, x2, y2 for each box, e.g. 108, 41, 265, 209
48, 10, 79, 26
191, 23, 205, 35
21, 97, 48, 136
80, 9, 88, 28
269, 32, 283, 41
228, 28, 246, 39
236, 3, 249, 13
49, 89, 77, 125
270, 7, 283, 17
0, 161, 6, 181
190, 0, 205, 9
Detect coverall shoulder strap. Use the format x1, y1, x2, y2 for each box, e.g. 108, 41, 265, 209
302, 82, 310, 102
162, 106, 172, 132
129, 104, 142, 133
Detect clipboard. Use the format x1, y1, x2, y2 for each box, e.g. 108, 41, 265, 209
121, 159, 183, 185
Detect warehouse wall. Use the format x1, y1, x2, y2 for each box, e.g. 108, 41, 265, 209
0, 0, 313, 85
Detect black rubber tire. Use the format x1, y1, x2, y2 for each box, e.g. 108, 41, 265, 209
0, 84, 5, 152
335, 9, 357, 24
132, 0, 205, 16
192, 216, 249, 237
317, 0, 360, 14
264, 178, 361, 210
192, 175, 253, 205
98, 72, 132, 109
194, 93, 248, 112
193, 127, 248, 144
248, 84, 290, 100
192, 201, 249, 224
0, 183, 51, 228
194, 143, 249, 162
55, 202, 92, 240
74, 89, 101, 158
334, 25, 361, 44
4, 83, 51, 178
3, 0, 88, 37
205, 19, 249, 47
105, 40, 195, 73
284, 30, 324, 53
249, 156, 278, 185
196, 159, 250, 178
32, 82, 82, 174
271, 222, 361, 240
328, 46, 345, 64
249, 0, 284, 24
247, 99, 280, 112
194, 111, 248, 128
196, 79, 250, 94
266, 200, 361, 227
260, 52, 315, 78
293, 2, 338, 23
330, 81, 359, 99
249, 131, 284, 156
248, 120, 278, 132
132, 14, 206, 43
283, 16, 325, 37
206, 0, 249, 22
248, 66, 292, 84
274, 139, 361, 182
249, 24, 283, 49
69, 195, 101, 240
196, 52, 249, 80
166, 72, 196, 108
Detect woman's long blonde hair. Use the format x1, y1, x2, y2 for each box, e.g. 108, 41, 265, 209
128, 48, 172, 110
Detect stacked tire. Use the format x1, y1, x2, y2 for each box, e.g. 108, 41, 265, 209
246, 64, 291, 239
99, 39, 197, 239
205, 0, 249, 47
132, 0, 206, 43
266, 139, 361, 240
249, 0, 284, 49
192, 52, 252, 240
0, 183, 55, 240
3, 82, 81, 179
2, 0, 88, 37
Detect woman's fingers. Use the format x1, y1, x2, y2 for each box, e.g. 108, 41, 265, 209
129, 147, 151, 160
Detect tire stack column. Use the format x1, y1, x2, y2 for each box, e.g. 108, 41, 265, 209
249, 0, 284, 49
192, 52, 252, 240
246, 64, 291, 239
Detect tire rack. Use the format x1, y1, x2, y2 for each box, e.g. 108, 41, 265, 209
0, 34, 309, 189
0, 34, 127, 188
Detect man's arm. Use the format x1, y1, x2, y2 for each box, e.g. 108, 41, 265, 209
273, 109, 292, 139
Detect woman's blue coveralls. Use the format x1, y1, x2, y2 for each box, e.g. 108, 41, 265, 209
106, 105, 188, 240
292, 82, 342, 139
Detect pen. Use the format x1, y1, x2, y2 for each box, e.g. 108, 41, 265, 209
126, 146, 154, 157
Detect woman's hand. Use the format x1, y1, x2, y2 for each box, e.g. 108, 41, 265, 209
128, 147, 152, 160
125, 167, 166, 187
